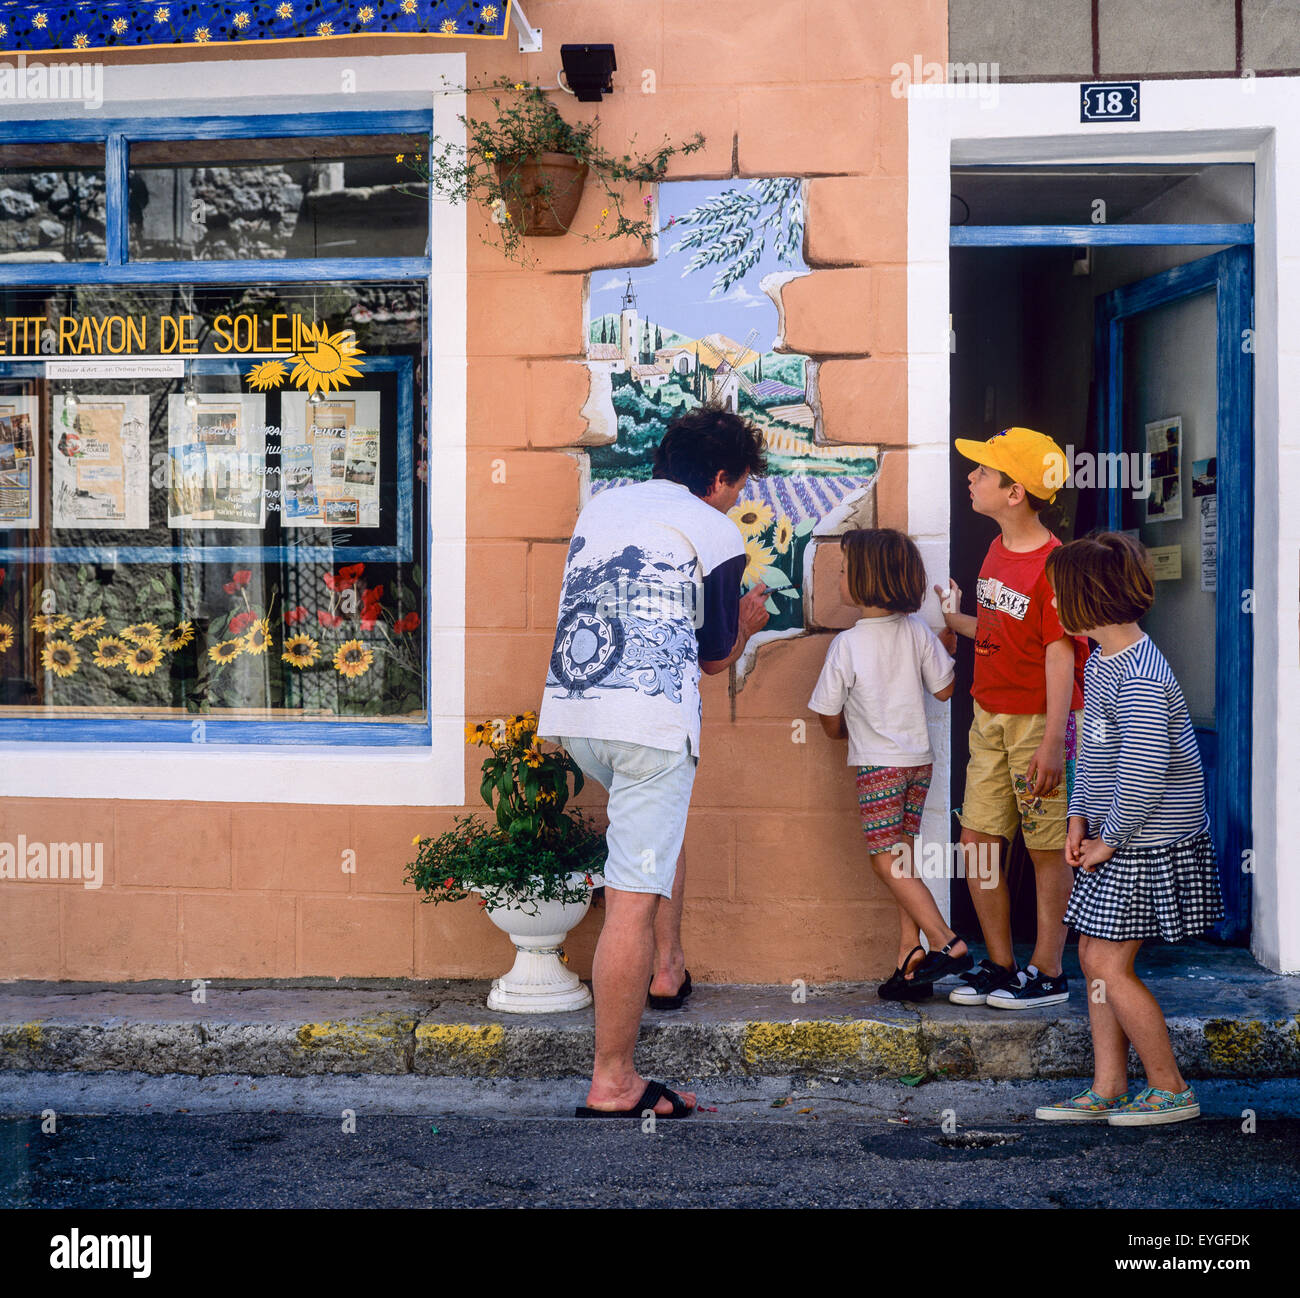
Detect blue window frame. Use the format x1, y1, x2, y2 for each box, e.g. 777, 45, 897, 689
0, 110, 434, 747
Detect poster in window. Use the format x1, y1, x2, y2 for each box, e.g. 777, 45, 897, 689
1143, 416, 1183, 524
52, 395, 150, 530
165, 395, 267, 530
0, 398, 39, 530
281, 392, 381, 528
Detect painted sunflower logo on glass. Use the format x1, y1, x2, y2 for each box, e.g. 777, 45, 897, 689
728, 500, 774, 539
742, 535, 776, 587
41, 640, 80, 678
70, 615, 106, 641
209, 639, 244, 664
92, 636, 129, 667
241, 618, 271, 656
160, 621, 195, 651
0, 621, 12, 652
126, 642, 165, 677
245, 360, 287, 391
289, 324, 365, 395
333, 639, 374, 679
121, 622, 162, 645
281, 633, 320, 668
32, 612, 70, 634
773, 514, 794, 554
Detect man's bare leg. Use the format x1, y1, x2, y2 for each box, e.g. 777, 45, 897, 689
585, 884, 696, 1115
960, 829, 1013, 970
1026, 846, 1071, 978
649, 845, 687, 999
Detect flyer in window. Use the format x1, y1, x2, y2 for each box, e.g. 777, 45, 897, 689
282, 443, 318, 521
52, 395, 150, 530
1143, 416, 1183, 524
165, 395, 267, 530
0, 399, 39, 530
281, 392, 381, 528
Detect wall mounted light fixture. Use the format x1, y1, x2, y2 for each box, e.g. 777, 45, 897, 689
559, 44, 616, 102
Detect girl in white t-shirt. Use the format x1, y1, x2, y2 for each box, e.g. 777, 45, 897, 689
808, 529, 973, 1001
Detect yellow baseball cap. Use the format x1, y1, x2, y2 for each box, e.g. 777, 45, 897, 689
954, 426, 1068, 502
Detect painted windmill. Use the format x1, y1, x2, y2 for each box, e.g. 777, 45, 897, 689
698, 328, 759, 412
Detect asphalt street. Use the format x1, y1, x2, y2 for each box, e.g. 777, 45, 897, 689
2, 1074, 1298, 1210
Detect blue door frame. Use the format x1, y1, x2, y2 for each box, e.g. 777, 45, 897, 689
1093, 247, 1254, 942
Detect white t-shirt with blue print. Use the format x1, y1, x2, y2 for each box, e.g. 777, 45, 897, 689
538, 479, 746, 759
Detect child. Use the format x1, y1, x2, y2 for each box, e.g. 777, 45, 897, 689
808, 528, 970, 1000
1036, 533, 1222, 1125
936, 427, 1089, 1008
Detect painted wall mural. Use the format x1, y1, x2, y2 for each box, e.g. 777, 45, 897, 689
582, 178, 879, 639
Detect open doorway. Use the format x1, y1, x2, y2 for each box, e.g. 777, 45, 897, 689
947, 162, 1254, 947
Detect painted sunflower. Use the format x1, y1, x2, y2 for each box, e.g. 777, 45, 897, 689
32, 612, 70, 634
41, 640, 80, 678
70, 615, 106, 641
92, 636, 129, 667
240, 618, 271, 656
773, 514, 794, 554
121, 622, 162, 645
0, 621, 12, 653
333, 639, 374, 679
289, 323, 365, 395
125, 642, 165, 677
208, 639, 244, 664
742, 536, 777, 588
245, 359, 286, 391
728, 500, 774, 539
160, 621, 195, 651
281, 633, 320, 669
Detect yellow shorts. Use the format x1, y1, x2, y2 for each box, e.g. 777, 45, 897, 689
958, 703, 1081, 852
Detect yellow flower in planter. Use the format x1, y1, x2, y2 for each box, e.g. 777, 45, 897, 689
728, 500, 774, 539
333, 639, 373, 679
32, 612, 69, 634
161, 621, 195, 651
241, 618, 271, 656
125, 642, 165, 678
208, 639, 243, 664
121, 622, 162, 645
0, 621, 13, 653
41, 640, 80, 678
92, 636, 129, 667
281, 633, 319, 668
464, 721, 489, 746
70, 615, 106, 641
412, 833, 424, 846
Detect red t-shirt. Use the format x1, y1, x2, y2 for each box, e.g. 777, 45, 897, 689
972, 535, 1087, 715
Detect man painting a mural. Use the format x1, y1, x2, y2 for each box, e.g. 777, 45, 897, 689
539, 409, 769, 1119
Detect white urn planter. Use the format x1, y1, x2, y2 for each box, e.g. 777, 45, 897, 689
479, 872, 601, 1013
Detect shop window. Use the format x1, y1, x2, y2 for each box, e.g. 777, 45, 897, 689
128, 135, 429, 262
0, 142, 106, 263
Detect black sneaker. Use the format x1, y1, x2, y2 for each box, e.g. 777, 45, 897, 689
986, 964, 1069, 1010
948, 958, 1017, 1005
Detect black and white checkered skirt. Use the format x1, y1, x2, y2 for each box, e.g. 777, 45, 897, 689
1064, 830, 1225, 943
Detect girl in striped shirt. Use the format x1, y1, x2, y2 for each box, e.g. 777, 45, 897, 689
1037, 533, 1223, 1127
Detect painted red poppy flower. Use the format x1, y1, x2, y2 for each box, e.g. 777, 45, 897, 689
317, 610, 344, 629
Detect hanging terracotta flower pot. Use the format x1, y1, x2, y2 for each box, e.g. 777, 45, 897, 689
496, 152, 589, 236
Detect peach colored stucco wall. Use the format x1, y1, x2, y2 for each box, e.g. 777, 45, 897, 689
0, 0, 947, 983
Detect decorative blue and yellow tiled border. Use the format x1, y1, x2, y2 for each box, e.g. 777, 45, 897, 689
0, 0, 508, 51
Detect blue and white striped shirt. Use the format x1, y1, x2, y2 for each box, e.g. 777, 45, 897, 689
1068, 635, 1210, 849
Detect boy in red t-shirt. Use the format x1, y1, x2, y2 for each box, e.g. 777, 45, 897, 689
929, 427, 1088, 1008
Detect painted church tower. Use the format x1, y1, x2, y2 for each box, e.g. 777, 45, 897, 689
618, 274, 639, 367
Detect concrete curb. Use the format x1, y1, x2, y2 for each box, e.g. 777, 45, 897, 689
2, 982, 1297, 1080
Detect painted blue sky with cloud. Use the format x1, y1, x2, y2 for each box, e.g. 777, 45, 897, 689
589, 179, 807, 346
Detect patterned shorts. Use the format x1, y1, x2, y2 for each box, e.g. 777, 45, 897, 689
856, 764, 933, 853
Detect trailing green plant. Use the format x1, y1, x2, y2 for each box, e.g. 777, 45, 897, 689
405, 712, 605, 913
402, 78, 705, 264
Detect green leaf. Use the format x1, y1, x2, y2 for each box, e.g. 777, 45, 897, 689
794, 519, 816, 537
899, 1073, 928, 1088
764, 597, 778, 614
756, 565, 792, 590
775, 587, 799, 599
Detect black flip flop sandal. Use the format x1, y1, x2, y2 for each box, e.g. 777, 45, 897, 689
877, 945, 933, 1001
910, 935, 974, 983
647, 969, 692, 1010
575, 1079, 695, 1119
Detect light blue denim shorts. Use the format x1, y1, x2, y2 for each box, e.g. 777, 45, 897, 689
558, 736, 697, 899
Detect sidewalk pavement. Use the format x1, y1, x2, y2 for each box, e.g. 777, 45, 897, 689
2, 943, 1296, 1082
